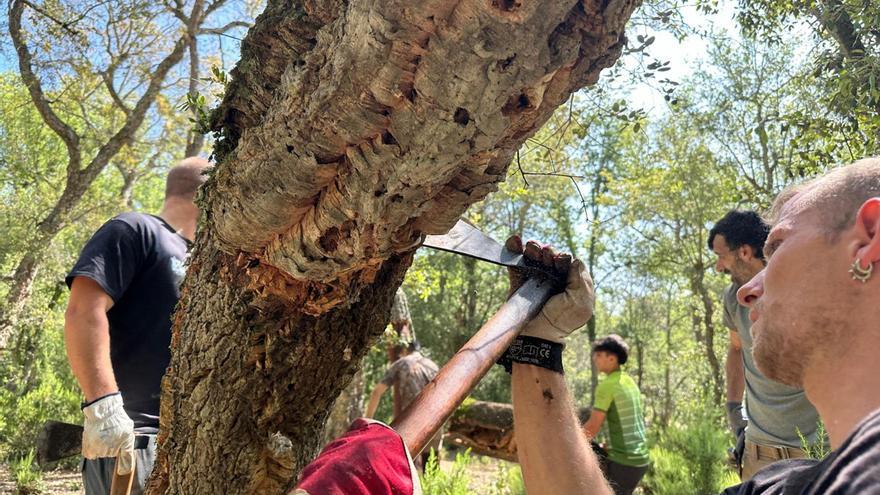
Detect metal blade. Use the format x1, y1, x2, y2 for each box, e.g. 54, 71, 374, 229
422, 219, 560, 281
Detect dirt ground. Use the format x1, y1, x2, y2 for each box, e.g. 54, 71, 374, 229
0, 464, 81, 495
0, 453, 511, 494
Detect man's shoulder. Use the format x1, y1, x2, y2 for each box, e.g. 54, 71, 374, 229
596, 373, 620, 392
110, 212, 161, 231
722, 283, 740, 308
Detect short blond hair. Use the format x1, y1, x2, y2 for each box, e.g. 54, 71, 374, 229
766, 158, 880, 236
165, 157, 212, 199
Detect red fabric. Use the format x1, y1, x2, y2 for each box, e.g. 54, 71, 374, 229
295, 419, 416, 495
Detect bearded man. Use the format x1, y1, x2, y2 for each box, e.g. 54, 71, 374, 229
709, 210, 821, 479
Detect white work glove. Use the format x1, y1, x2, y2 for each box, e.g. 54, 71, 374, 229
506, 236, 595, 343
82, 393, 135, 475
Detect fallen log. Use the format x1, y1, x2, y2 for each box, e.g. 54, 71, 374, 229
445, 399, 591, 462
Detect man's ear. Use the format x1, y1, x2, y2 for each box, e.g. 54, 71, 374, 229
738, 244, 755, 261
853, 198, 880, 265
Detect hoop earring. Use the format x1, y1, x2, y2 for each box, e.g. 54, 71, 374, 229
849, 258, 873, 283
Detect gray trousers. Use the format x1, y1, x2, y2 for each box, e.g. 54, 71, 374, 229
82, 435, 157, 495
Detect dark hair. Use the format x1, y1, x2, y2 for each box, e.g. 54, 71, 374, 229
407, 339, 421, 353
708, 210, 769, 259
592, 334, 629, 365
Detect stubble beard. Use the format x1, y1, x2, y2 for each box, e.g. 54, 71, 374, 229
753, 302, 849, 388
752, 318, 806, 387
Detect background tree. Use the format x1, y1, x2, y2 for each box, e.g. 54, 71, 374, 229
0, 0, 249, 349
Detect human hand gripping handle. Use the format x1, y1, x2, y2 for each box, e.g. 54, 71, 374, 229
505, 235, 595, 343
81, 393, 135, 475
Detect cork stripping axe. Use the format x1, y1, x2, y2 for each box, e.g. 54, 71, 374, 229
422, 219, 560, 280
392, 219, 565, 456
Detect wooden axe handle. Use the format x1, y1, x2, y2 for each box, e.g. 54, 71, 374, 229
109, 450, 135, 495
392, 277, 554, 455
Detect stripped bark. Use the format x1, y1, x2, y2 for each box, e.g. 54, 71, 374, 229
149, 0, 640, 492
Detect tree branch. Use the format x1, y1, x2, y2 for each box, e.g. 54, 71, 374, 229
9, 0, 82, 173
101, 65, 132, 116
199, 20, 251, 35
17, 0, 80, 36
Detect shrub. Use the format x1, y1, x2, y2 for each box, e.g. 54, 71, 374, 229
643, 417, 739, 494
798, 421, 830, 460
12, 449, 44, 495
486, 461, 525, 495
421, 449, 474, 495
0, 369, 81, 461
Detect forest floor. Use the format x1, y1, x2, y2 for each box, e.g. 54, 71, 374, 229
0, 463, 81, 494
0, 452, 513, 494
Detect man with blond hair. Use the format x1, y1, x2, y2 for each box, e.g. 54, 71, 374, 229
293, 158, 880, 494
522, 157, 880, 493
64, 157, 211, 494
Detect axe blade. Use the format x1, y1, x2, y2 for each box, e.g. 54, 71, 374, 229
422, 219, 562, 282
36, 420, 83, 466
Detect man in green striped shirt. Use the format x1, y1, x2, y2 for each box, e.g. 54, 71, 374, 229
582, 334, 650, 495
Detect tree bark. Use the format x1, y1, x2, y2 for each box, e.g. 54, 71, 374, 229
689, 260, 724, 405
149, 0, 640, 492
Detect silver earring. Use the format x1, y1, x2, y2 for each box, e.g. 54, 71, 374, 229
850, 258, 873, 283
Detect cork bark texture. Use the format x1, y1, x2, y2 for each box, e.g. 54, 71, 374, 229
149, 0, 639, 492
209, 0, 639, 311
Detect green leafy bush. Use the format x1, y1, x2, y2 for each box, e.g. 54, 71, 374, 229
421, 449, 474, 495
0, 368, 81, 461
12, 449, 44, 495
643, 417, 739, 494
798, 421, 830, 460
486, 461, 525, 495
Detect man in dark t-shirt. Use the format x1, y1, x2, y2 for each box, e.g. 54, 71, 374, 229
64, 157, 210, 494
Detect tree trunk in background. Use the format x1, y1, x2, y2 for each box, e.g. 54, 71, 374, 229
1, 0, 195, 349
147, 0, 640, 492
689, 260, 724, 405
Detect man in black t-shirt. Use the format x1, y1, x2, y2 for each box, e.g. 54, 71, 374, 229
64, 157, 210, 495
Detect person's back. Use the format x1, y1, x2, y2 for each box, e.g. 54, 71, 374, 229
595, 370, 649, 468
68, 212, 190, 429
65, 157, 210, 495
382, 351, 439, 411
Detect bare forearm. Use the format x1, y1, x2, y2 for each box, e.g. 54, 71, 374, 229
64, 309, 117, 402
365, 386, 386, 418
726, 346, 745, 402
513, 363, 611, 495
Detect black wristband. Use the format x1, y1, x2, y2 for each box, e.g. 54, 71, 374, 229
498, 336, 565, 374
80, 391, 121, 410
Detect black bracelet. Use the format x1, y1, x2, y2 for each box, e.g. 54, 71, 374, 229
498, 336, 565, 374
80, 391, 121, 410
